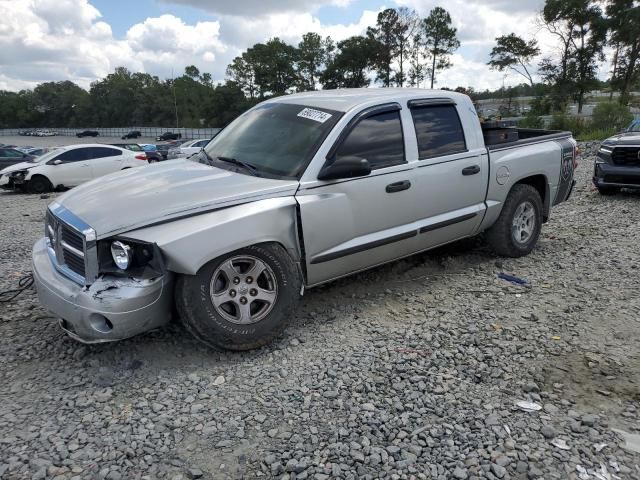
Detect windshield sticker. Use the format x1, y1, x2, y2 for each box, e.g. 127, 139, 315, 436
297, 108, 333, 123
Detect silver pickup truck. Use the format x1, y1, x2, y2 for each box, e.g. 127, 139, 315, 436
33, 89, 577, 350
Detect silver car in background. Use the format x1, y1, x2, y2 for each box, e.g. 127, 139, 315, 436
167, 138, 210, 160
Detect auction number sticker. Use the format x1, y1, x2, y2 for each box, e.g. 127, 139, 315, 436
297, 108, 332, 123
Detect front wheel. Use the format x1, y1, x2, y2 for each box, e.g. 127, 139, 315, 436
176, 243, 301, 351
27, 175, 52, 194
485, 184, 543, 258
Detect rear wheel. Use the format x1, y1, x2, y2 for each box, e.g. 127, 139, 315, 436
486, 184, 543, 258
27, 175, 52, 194
176, 243, 301, 351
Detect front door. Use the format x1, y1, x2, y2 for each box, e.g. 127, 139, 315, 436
297, 104, 420, 286
49, 147, 94, 186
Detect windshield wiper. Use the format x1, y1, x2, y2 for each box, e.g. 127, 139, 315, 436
215, 156, 258, 176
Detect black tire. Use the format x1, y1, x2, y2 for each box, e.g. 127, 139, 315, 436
27, 175, 52, 194
176, 243, 301, 351
596, 185, 619, 195
486, 184, 543, 258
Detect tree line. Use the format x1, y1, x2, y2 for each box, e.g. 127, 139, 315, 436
0, 0, 637, 129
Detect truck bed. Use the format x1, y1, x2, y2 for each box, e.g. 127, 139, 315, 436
485, 128, 572, 151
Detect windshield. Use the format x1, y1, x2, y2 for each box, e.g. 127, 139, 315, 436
28, 148, 61, 163
628, 121, 640, 132
202, 102, 342, 178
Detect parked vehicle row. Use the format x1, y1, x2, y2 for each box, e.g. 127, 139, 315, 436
30, 89, 578, 351
18, 129, 58, 136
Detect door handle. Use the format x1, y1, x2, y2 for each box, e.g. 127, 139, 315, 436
386, 180, 411, 193
462, 165, 480, 176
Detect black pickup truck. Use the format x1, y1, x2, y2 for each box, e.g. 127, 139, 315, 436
594, 127, 640, 194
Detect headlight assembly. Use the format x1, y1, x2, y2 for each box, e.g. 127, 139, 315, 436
110, 241, 133, 270
99, 238, 162, 278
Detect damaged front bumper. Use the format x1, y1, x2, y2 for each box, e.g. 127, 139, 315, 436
32, 237, 173, 343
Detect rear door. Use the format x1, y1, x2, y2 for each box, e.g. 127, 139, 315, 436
49, 147, 94, 186
297, 103, 420, 286
407, 100, 488, 249
88, 147, 125, 178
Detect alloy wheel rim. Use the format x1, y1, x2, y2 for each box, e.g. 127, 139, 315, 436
511, 201, 536, 245
209, 255, 278, 325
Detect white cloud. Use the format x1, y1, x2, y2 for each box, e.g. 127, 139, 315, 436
0, 0, 612, 92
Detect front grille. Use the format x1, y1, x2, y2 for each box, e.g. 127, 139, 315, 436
46, 207, 89, 283
63, 249, 86, 276
611, 147, 640, 166
61, 225, 84, 251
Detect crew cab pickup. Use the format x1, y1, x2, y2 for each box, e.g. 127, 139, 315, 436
593, 128, 640, 194
32, 89, 577, 350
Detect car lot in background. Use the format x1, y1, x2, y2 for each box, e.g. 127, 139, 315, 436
0, 147, 34, 169
111, 143, 163, 163
0, 144, 148, 193
166, 138, 209, 159
76, 130, 99, 138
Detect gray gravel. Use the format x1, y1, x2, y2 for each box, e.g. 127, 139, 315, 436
0, 142, 639, 479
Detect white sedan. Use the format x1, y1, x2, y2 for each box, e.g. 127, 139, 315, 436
0, 144, 148, 193
167, 139, 210, 160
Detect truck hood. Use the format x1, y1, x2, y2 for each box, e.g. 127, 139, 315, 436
603, 132, 640, 145
56, 159, 300, 238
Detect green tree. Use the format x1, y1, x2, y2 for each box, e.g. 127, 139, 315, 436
406, 32, 425, 87
297, 32, 332, 91
542, 0, 607, 113
226, 54, 258, 99
367, 8, 402, 87
606, 0, 640, 103
422, 7, 460, 89
321, 36, 375, 89
395, 7, 420, 87
184, 65, 200, 79
591, 101, 633, 130
488, 34, 540, 86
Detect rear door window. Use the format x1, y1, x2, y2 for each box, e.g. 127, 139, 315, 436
88, 147, 122, 159
335, 110, 405, 170
410, 105, 467, 159
56, 148, 91, 162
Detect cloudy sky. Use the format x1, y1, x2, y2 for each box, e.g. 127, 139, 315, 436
1, 0, 571, 92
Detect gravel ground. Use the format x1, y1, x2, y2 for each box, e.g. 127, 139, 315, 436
0, 142, 639, 480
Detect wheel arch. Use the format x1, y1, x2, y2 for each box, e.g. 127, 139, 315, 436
26, 173, 53, 192
123, 197, 304, 277
512, 174, 550, 222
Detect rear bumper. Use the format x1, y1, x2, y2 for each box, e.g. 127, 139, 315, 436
593, 162, 640, 188
32, 238, 173, 343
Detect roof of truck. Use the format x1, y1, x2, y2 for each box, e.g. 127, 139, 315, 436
266, 88, 468, 112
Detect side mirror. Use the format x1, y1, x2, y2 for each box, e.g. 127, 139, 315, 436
51, 159, 63, 165
318, 156, 371, 181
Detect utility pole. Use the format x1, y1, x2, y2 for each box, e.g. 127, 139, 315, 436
172, 68, 179, 128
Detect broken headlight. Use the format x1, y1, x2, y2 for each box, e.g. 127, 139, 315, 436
111, 241, 133, 270
98, 238, 164, 278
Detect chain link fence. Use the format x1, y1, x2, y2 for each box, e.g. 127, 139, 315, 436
0, 127, 221, 138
